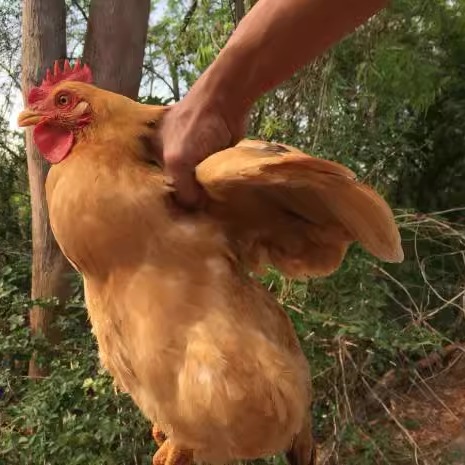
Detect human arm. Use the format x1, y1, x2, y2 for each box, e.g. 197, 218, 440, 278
160, 0, 389, 207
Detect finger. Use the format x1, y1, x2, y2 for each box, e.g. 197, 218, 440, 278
164, 165, 205, 210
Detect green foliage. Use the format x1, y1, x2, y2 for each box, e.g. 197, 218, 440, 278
0, 269, 153, 465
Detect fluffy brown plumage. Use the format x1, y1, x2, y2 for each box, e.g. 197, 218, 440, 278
18, 63, 403, 465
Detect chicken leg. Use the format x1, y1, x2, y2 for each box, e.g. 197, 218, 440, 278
152, 425, 193, 465
285, 415, 317, 465
152, 425, 167, 447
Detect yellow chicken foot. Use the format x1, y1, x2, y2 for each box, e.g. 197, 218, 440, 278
152, 438, 193, 465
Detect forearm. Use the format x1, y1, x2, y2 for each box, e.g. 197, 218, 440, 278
198, 0, 388, 121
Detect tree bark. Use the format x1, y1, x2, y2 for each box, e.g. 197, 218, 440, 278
245, 0, 258, 9
234, 0, 246, 25
83, 0, 151, 99
21, 0, 73, 379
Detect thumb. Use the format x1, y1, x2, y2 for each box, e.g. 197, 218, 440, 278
163, 157, 205, 210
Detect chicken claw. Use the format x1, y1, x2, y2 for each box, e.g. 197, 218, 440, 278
152, 424, 168, 447
152, 424, 193, 465
152, 438, 193, 465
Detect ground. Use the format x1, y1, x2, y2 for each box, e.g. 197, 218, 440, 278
315, 344, 465, 465
392, 349, 465, 464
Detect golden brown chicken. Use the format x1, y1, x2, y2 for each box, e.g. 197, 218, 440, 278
18, 61, 403, 465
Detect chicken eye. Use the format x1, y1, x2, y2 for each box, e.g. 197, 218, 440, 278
56, 93, 70, 107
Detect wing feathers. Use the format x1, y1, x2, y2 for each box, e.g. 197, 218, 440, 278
196, 141, 403, 277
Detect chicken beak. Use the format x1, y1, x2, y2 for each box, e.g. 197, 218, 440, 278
17, 109, 44, 127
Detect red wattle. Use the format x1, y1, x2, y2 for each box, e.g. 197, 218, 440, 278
33, 123, 74, 164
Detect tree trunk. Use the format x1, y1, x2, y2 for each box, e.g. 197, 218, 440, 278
21, 0, 74, 379
83, 0, 151, 99
245, 0, 258, 9
234, 0, 245, 26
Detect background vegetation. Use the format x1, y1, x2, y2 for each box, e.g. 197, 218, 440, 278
0, 0, 464, 464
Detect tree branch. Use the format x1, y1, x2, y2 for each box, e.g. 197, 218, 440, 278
143, 63, 177, 99
0, 63, 21, 89
0, 139, 23, 162
180, 0, 198, 34
227, 0, 236, 24
71, 0, 88, 22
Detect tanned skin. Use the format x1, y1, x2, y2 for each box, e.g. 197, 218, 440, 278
160, 0, 389, 207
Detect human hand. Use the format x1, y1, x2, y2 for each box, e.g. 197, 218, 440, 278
159, 0, 387, 209
160, 82, 247, 209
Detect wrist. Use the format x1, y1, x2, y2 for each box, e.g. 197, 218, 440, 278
191, 43, 255, 140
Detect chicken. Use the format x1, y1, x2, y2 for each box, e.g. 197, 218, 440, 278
18, 60, 403, 465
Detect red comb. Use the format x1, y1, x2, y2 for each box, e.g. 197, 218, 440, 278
41, 59, 92, 87
28, 59, 93, 105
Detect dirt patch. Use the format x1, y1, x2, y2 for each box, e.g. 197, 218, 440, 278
390, 352, 465, 463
